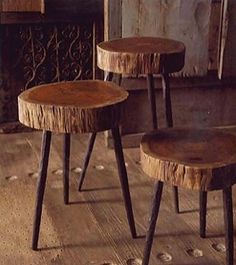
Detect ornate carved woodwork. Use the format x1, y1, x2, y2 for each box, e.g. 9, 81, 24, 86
0, 18, 102, 123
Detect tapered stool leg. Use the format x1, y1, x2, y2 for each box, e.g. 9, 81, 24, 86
78, 71, 114, 191
161, 73, 173, 127
32, 130, 51, 250
200, 191, 207, 238
223, 186, 234, 265
147, 74, 158, 130
63, 133, 71, 204
78, 132, 96, 191
142, 181, 164, 265
161, 73, 179, 213
172, 186, 180, 213
111, 126, 137, 238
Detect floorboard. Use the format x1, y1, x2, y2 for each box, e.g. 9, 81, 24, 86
0, 131, 235, 265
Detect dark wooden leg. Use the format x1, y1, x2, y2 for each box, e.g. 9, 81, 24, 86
200, 191, 207, 238
142, 181, 164, 265
161, 73, 179, 214
78, 132, 97, 191
111, 126, 137, 238
104, 71, 114, 82
78, 71, 114, 191
117, 73, 122, 86
32, 130, 51, 250
173, 186, 180, 214
147, 74, 158, 130
63, 133, 70, 204
161, 73, 173, 127
223, 186, 234, 265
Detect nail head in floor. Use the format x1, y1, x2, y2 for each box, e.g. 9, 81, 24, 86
157, 252, 172, 262
212, 243, 226, 253
126, 258, 142, 265
186, 248, 203, 258
5, 175, 18, 181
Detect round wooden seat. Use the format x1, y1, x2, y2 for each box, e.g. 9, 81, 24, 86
18, 80, 128, 133
18, 80, 137, 251
141, 128, 236, 191
97, 37, 185, 74
141, 128, 236, 265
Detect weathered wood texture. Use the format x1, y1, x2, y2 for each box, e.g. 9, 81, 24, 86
104, 0, 122, 40
141, 128, 236, 191
218, 0, 236, 78
208, 0, 221, 71
97, 37, 185, 74
122, 0, 212, 76
0, 131, 235, 264
18, 81, 128, 133
2, 0, 44, 13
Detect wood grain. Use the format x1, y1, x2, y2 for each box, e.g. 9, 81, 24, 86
2, 0, 44, 13
104, 0, 122, 40
18, 80, 128, 133
208, 0, 221, 71
141, 128, 236, 191
0, 131, 234, 264
122, 0, 212, 77
97, 37, 185, 74
218, 0, 236, 78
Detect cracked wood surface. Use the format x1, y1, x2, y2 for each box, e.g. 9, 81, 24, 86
18, 80, 128, 133
141, 128, 236, 191
97, 37, 185, 74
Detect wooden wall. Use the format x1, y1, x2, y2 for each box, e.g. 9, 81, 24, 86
218, 0, 236, 78
2, 0, 44, 13
122, 0, 212, 77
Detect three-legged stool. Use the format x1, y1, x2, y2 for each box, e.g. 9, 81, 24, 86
140, 128, 236, 265
18, 80, 137, 250
78, 36, 186, 214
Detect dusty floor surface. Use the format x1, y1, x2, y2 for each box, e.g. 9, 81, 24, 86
0, 131, 235, 265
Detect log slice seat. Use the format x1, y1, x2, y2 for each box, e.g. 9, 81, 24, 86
97, 37, 185, 75
18, 80, 128, 133
141, 128, 236, 265
78, 37, 186, 213
18, 80, 137, 250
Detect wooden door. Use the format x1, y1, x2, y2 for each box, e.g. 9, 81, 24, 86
122, 0, 212, 77
218, 0, 236, 78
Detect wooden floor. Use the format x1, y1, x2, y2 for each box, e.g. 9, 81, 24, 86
0, 131, 235, 265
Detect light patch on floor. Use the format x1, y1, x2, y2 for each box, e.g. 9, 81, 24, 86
0, 181, 62, 264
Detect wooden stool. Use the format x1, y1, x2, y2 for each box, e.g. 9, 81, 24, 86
18, 80, 137, 250
78, 37, 186, 214
140, 128, 236, 265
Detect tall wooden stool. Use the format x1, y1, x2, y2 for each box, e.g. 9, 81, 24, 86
18, 80, 137, 250
140, 128, 236, 265
78, 37, 185, 214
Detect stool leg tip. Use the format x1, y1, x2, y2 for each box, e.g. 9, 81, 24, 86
200, 233, 206, 239
32, 243, 38, 251
131, 230, 137, 239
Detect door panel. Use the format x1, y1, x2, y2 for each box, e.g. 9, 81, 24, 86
122, 0, 212, 77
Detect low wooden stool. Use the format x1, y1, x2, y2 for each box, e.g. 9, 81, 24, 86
18, 80, 137, 250
140, 128, 236, 265
78, 37, 185, 214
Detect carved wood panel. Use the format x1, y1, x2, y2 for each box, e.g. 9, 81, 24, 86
0, 20, 97, 123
